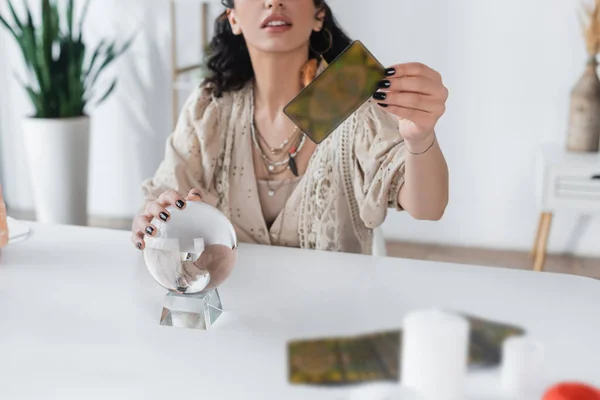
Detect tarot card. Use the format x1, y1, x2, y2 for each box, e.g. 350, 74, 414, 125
370, 330, 401, 379
464, 313, 526, 368
288, 330, 399, 386
288, 338, 344, 385
283, 40, 386, 144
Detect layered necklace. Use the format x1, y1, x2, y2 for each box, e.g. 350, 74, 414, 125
250, 87, 306, 196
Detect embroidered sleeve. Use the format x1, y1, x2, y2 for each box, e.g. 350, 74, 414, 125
353, 101, 406, 228
140, 85, 222, 208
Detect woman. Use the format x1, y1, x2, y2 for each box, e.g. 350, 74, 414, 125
132, 0, 449, 255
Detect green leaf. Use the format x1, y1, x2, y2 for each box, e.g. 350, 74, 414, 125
4, 7, 39, 91
23, 7, 42, 90
41, 0, 52, 60
67, 0, 73, 39
0, 15, 18, 39
7, 0, 24, 32
78, 0, 91, 40
94, 79, 117, 106
35, 40, 51, 96
117, 32, 137, 56
50, 2, 59, 41
57, 86, 67, 117
83, 39, 105, 84
87, 42, 116, 88
22, 84, 44, 117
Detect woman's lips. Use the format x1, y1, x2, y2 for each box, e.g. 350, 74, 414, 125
263, 24, 292, 33
261, 14, 293, 32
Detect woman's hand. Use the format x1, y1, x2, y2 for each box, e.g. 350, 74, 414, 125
373, 62, 448, 152
131, 188, 203, 250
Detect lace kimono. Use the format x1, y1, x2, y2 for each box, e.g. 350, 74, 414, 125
141, 81, 406, 255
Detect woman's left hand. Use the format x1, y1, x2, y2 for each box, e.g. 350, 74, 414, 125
373, 62, 448, 146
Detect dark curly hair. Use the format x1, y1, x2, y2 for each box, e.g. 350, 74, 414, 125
203, 0, 352, 97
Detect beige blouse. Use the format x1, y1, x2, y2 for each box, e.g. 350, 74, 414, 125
256, 177, 302, 228
141, 81, 406, 255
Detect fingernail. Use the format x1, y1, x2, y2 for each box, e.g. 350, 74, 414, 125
377, 80, 391, 89
137, 242, 142, 250
385, 67, 395, 76
145, 226, 155, 235
373, 92, 386, 101
377, 103, 388, 108
176, 200, 185, 209
159, 212, 169, 222
193, 192, 202, 198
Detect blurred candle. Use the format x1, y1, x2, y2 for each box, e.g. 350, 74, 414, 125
401, 309, 469, 400
501, 337, 545, 396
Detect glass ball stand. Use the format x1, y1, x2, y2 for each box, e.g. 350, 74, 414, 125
160, 289, 224, 330
143, 201, 238, 330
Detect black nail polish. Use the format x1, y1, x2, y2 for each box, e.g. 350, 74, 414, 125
377, 103, 388, 108
176, 200, 185, 209
385, 68, 396, 76
137, 242, 142, 250
159, 212, 169, 222
145, 226, 154, 235
378, 80, 391, 89
373, 92, 387, 101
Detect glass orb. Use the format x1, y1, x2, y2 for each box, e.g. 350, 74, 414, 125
143, 201, 237, 294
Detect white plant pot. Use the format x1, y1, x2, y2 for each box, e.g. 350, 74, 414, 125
21, 116, 90, 226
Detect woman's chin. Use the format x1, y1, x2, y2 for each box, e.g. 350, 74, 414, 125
251, 41, 308, 56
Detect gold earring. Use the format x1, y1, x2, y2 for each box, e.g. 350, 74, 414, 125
310, 27, 333, 56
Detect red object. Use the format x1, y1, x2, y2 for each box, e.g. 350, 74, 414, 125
289, 146, 296, 154
0, 184, 8, 248
543, 383, 600, 400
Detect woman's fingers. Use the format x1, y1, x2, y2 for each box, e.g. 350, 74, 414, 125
374, 92, 441, 114
131, 231, 145, 250
132, 214, 157, 250
157, 189, 187, 210
132, 188, 203, 251
145, 201, 171, 223
378, 76, 439, 96
386, 62, 442, 81
186, 188, 203, 202
143, 223, 157, 237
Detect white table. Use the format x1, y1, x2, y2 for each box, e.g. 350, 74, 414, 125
533, 144, 600, 271
1, 222, 599, 400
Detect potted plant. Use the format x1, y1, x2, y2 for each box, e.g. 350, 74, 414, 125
0, 0, 134, 225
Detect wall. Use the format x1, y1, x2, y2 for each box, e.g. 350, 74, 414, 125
1, 0, 599, 256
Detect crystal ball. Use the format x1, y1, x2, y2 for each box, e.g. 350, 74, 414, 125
143, 201, 238, 294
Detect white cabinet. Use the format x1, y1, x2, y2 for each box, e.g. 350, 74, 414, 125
533, 144, 600, 271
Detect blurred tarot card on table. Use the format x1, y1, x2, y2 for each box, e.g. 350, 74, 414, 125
283, 40, 386, 144
463, 313, 526, 369
288, 314, 525, 386
288, 330, 400, 386
288, 337, 345, 385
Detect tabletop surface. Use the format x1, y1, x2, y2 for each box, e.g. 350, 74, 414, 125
1, 222, 599, 399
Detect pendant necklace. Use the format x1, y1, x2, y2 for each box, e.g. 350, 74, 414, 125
250, 87, 305, 177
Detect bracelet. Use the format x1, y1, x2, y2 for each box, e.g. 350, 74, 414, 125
406, 134, 436, 156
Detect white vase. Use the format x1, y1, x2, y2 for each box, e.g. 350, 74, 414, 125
21, 116, 90, 226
